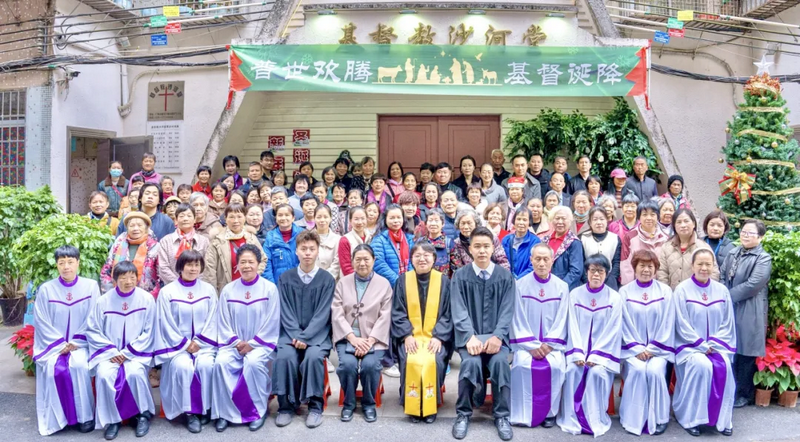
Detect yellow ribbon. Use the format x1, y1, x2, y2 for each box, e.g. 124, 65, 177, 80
403, 270, 442, 417
751, 188, 800, 196
736, 129, 788, 142
739, 107, 784, 113
724, 212, 800, 228
733, 159, 796, 168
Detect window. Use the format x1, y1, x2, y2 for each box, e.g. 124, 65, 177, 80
0, 89, 26, 186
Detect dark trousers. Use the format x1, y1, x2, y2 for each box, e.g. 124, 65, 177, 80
733, 354, 758, 401
455, 348, 511, 418
335, 342, 385, 411
273, 344, 329, 413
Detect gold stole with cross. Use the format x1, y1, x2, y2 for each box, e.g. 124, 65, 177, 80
403, 270, 442, 417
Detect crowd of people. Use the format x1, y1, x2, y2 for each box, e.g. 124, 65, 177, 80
33, 149, 773, 440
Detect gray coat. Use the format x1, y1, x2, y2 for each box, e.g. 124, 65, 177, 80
720, 245, 772, 357
501, 173, 542, 201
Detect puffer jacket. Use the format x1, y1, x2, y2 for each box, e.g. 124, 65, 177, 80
370, 229, 415, 286
656, 234, 719, 290
262, 224, 303, 284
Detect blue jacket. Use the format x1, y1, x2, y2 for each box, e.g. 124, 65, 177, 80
371, 230, 414, 286
548, 233, 584, 291
262, 224, 302, 284
442, 214, 458, 241
502, 231, 541, 279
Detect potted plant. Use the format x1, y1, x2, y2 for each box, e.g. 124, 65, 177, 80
755, 325, 800, 407
753, 368, 778, 407
8, 325, 35, 376
776, 367, 800, 408
0, 186, 61, 325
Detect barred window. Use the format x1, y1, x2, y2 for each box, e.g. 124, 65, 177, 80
0, 89, 26, 186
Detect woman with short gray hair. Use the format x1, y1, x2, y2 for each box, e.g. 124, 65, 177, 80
449, 209, 510, 275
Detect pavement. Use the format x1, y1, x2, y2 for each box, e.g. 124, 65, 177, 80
2, 325, 799, 442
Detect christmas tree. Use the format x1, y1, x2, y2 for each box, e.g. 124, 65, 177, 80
718, 65, 800, 237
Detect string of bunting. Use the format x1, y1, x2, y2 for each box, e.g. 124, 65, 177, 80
733, 159, 797, 168
739, 107, 784, 113
724, 212, 800, 228
737, 129, 788, 142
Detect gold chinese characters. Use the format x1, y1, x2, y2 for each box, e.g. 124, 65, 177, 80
339, 22, 357, 44
409, 22, 436, 45
448, 23, 474, 45
369, 23, 397, 44
522, 24, 547, 46
485, 25, 512, 46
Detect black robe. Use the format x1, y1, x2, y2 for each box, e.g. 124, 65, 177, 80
450, 264, 515, 348
392, 271, 453, 408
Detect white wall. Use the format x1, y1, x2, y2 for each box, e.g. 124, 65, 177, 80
753, 4, 800, 128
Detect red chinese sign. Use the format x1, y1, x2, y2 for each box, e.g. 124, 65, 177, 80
292, 129, 310, 147
273, 156, 285, 171
165, 22, 181, 34
668, 29, 685, 38
268, 135, 285, 151
293, 148, 310, 164
292, 169, 303, 178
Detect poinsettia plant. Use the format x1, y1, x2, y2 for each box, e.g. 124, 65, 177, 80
8, 325, 35, 376
755, 325, 800, 393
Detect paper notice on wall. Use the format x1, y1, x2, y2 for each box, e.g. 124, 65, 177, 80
268, 135, 286, 151
293, 129, 310, 147
146, 121, 183, 170
676, 10, 694, 21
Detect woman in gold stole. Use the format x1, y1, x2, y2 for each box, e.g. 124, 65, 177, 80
391, 242, 453, 423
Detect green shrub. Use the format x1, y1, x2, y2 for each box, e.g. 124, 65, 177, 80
760, 230, 800, 330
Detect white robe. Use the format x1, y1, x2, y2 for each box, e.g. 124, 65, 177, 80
672, 277, 737, 432
619, 279, 675, 435
33, 277, 100, 435
86, 287, 156, 428
509, 273, 569, 427
211, 276, 280, 424
154, 279, 218, 420
558, 284, 623, 437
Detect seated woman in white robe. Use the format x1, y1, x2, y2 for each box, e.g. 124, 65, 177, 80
86, 261, 157, 440
619, 249, 675, 436
33, 245, 100, 436
558, 253, 623, 437
672, 249, 736, 437
211, 244, 280, 433
154, 250, 218, 433
510, 243, 569, 429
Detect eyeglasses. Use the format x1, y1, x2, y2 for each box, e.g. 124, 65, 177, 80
740, 231, 760, 238
587, 268, 606, 275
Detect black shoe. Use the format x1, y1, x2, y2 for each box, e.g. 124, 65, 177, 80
306, 411, 323, 429
186, 414, 201, 434
200, 412, 211, 426
78, 420, 95, 433
215, 418, 228, 433
424, 414, 437, 424
248, 416, 266, 431
135, 415, 151, 437
542, 417, 556, 428
410, 415, 422, 423
721, 428, 733, 437
341, 408, 354, 422
363, 407, 377, 423
654, 423, 668, 435
452, 415, 470, 440
733, 397, 750, 408
104, 423, 120, 440
684, 426, 700, 437
495, 417, 513, 441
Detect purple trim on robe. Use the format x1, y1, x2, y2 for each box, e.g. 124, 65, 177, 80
650, 340, 676, 353
48, 296, 92, 307
564, 348, 584, 356
196, 334, 220, 347
89, 344, 117, 362
529, 356, 551, 427
586, 284, 605, 294
126, 344, 154, 358
510, 336, 536, 344
33, 337, 65, 362
589, 350, 620, 363
252, 336, 276, 349
178, 278, 197, 287
231, 372, 260, 423
105, 307, 147, 317
114, 364, 141, 421
521, 296, 560, 303
691, 275, 710, 288
188, 354, 204, 415
574, 321, 595, 435
575, 303, 612, 313
241, 276, 259, 286
59, 276, 79, 287
686, 299, 726, 308
533, 273, 551, 284
116, 287, 135, 297
675, 338, 704, 355
708, 337, 736, 353
54, 353, 79, 425
706, 352, 727, 427
152, 337, 189, 356
635, 279, 653, 288
541, 337, 567, 345
622, 342, 643, 350
625, 298, 664, 306
170, 297, 211, 305
73, 334, 87, 341
227, 298, 269, 306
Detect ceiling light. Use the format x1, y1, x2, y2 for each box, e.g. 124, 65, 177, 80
317, 9, 336, 15
547, 12, 565, 18
399, 9, 417, 14
467, 9, 486, 15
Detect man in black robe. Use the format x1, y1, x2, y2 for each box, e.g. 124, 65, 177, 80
274, 230, 335, 429
451, 227, 515, 441
392, 242, 453, 424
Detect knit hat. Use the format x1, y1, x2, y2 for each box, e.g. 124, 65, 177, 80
123, 211, 152, 227
507, 176, 525, 189
667, 174, 684, 188
610, 168, 627, 179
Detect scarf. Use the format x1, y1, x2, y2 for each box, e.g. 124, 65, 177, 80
140, 169, 156, 178
223, 228, 245, 241
574, 210, 589, 224
124, 234, 149, 283
428, 235, 447, 250
388, 229, 410, 274
176, 228, 196, 259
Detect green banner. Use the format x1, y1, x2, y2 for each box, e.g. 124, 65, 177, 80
230, 44, 648, 97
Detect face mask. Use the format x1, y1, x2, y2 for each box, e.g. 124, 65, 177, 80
110, 169, 123, 178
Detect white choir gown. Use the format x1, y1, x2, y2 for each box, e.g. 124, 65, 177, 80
509, 272, 569, 427
86, 286, 157, 428
557, 283, 623, 437
210, 275, 280, 424
619, 279, 675, 435
33, 276, 100, 435
672, 276, 736, 433
154, 277, 218, 420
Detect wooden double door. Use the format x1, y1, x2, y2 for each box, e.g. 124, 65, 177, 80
378, 115, 501, 176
